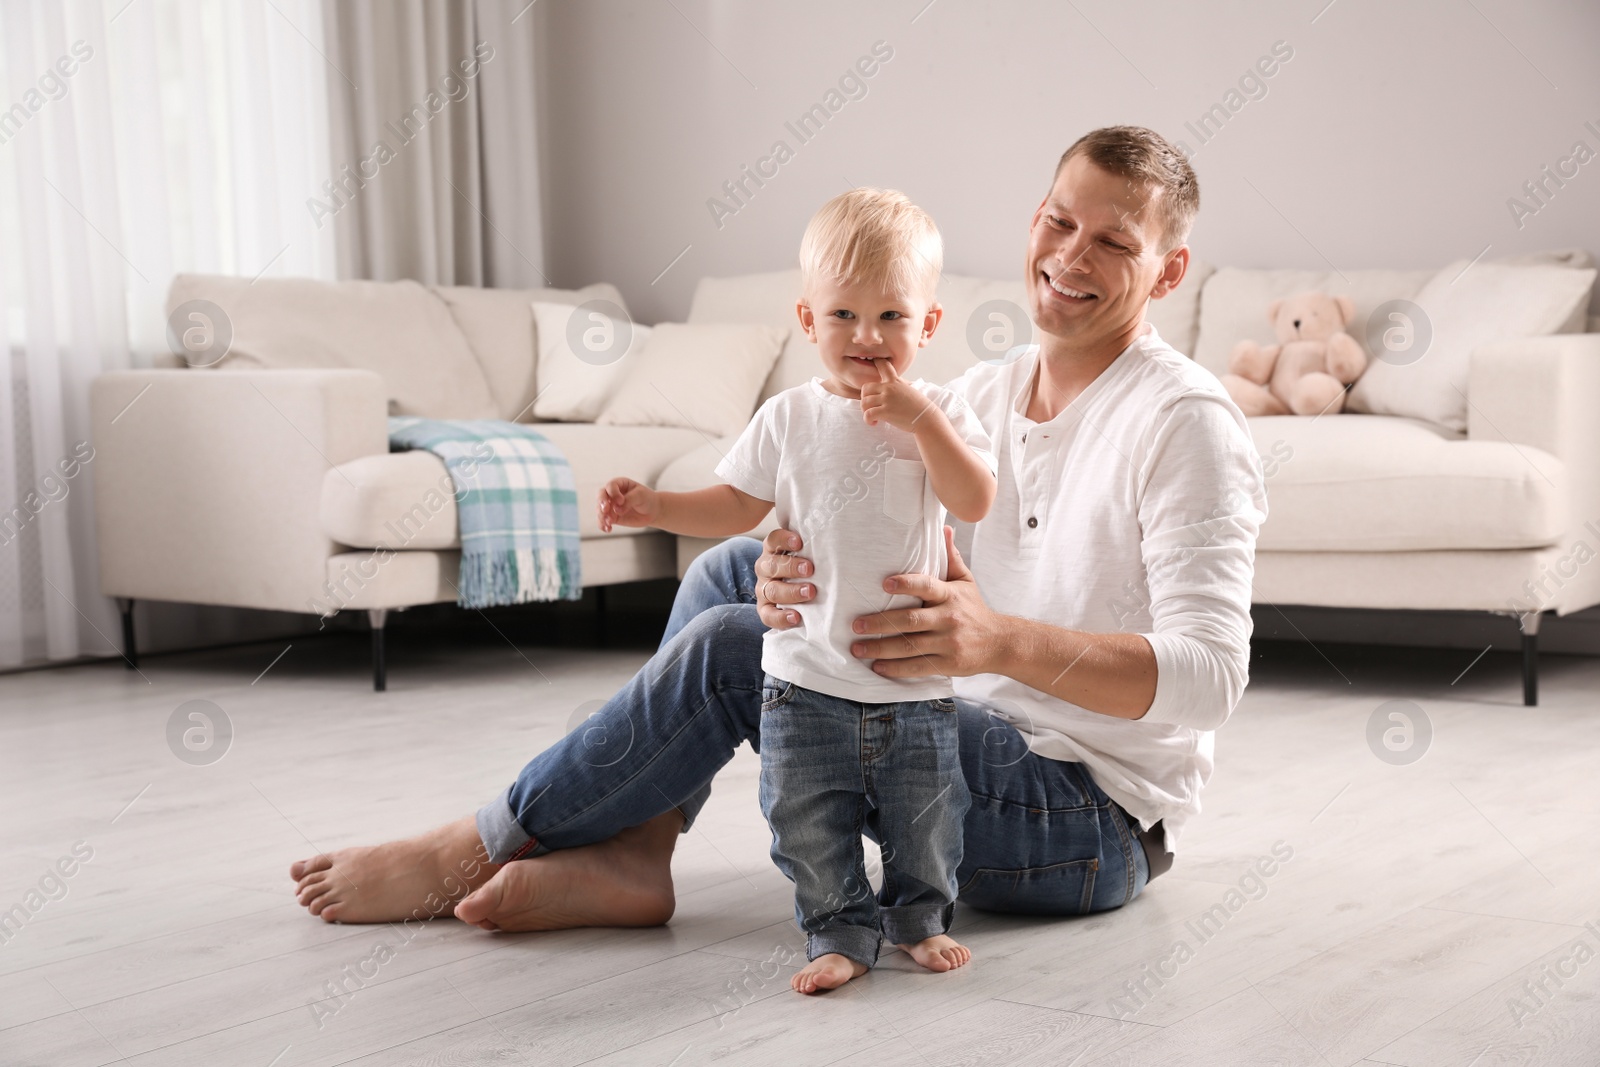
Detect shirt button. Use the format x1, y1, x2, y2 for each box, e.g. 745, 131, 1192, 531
1027, 516, 1038, 528
1021, 433, 1028, 443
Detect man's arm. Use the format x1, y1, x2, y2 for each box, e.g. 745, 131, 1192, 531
849, 527, 1158, 719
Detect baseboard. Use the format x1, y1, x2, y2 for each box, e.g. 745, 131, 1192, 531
1253, 603, 1600, 656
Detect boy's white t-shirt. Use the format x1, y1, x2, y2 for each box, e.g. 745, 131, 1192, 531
716, 378, 995, 704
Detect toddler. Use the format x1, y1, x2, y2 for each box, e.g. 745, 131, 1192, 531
599, 188, 994, 993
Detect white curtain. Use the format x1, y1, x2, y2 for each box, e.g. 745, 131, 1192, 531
0, 0, 335, 669
322, 0, 544, 287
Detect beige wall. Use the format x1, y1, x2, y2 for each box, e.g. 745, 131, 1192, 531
535, 0, 1600, 326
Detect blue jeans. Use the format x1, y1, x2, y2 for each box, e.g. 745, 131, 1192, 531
476, 538, 1149, 916
759, 676, 968, 967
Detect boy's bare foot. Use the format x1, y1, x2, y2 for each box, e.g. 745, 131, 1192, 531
453, 817, 678, 932
290, 816, 494, 924
792, 953, 868, 994
899, 933, 971, 973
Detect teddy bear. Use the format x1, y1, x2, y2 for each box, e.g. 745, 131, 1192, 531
1222, 290, 1370, 417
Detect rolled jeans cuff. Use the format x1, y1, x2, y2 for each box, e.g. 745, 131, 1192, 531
477, 787, 542, 863
879, 902, 954, 947
478, 782, 716, 865
807, 924, 882, 970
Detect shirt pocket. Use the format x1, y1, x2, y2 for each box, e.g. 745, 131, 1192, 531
881, 458, 927, 526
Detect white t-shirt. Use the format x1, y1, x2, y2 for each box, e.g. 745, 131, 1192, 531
716, 378, 995, 703
947, 323, 1267, 853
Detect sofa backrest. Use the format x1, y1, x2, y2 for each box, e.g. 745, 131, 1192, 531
687, 262, 1214, 404
1188, 248, 1598, 380
169, 274, 499, 419
167, 274, 629, 422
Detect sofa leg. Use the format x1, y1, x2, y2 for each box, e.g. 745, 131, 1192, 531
116, 598, 138, 669
369, 609, 388, 692
1518, 611, 1540, 707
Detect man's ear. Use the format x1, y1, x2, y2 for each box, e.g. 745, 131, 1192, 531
1149, 245, 1189, 300
920, 301, 944, 347
796, 299, 817, 341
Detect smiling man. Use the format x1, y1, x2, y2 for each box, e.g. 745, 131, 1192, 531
291, 126, 1267, 933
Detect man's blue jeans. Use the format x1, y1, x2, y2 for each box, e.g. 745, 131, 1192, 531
476, 538, 1150, 916
759, 676, 968, 967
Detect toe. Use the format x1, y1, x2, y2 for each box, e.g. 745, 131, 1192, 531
291, 855, 331, 880
454, 880, 497, 925
296, 876, 329, 907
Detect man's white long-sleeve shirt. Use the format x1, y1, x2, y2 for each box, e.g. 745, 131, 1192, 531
949, 323, 1267, 853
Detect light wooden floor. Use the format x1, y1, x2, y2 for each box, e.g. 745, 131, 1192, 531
2, 626, 1597, 1067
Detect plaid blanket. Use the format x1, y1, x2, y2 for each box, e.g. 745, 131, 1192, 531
388, 418, 582, 608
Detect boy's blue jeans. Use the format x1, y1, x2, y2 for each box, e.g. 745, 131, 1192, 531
476, 538, 1149, 918
759, 675, 969, 968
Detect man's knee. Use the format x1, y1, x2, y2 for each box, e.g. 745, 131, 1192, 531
655, 603, 764, 679
685, 537, 761, 598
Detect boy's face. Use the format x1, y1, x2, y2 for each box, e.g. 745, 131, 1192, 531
796, 277, 942, 397
1026, 154, 1187, 347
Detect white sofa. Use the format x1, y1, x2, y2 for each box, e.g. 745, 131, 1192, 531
93, 256, 1600, 699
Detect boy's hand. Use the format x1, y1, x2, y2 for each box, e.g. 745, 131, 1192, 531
859, 359, 934, 432
598, 477, 659, 532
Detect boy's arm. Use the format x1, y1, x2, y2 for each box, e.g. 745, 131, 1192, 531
860, 362, 995, 523
598, 478, 773, 537
911, 412, 995, 523
656, 485, 773, 537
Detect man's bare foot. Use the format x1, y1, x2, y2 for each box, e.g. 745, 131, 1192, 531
900, 933, 971, 973
792, 953, 868, 994
453, 813, 681, 932
289, 816, 495, 924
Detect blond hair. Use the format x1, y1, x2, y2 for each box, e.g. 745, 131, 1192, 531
1056, 126, 1200, 252
799, 188, 942, 300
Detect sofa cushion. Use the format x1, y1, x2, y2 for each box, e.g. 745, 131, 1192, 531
1344, 261, 1595, 433
321, 424, 709, 547
433, 282, 628, 421
1191, 267, 1436, 380
1249, 415, 1565, 552
532, 301, 651, 422
170, 274, 497, 419
598, 322, 787, 438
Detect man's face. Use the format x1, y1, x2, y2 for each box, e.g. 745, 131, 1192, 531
1025, 154, 1187, 347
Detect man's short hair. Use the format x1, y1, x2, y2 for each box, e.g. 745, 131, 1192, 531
1055, 126, 1200, 253
799, 187, 943, 300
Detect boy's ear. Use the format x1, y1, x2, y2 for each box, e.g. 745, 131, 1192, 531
796, 299, 817, 341
920, 301, 944, 347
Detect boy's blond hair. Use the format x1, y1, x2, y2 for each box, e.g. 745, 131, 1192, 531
799, 188, 942, 301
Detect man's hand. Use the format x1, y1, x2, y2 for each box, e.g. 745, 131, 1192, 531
859, 359, 934, 431
597, 477, 659, 533
850, 526, 1008, 678
754, 528, 815, 629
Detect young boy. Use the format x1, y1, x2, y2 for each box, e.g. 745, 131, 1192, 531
598, 188, 995, 993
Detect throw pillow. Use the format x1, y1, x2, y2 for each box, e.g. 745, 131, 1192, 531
530, 300, 651, 422
597, 322, 788, 438
1346, 262, 1596, 433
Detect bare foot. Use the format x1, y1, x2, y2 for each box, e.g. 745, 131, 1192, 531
289, 816, 495, 924
900, 933, 971, 973
792, 953, 868, 994
453, 812, 680, 932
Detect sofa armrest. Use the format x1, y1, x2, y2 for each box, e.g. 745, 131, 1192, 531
1469, 334, 1600, 613
91, 369, 388, 613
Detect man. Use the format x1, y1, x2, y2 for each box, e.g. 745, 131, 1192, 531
290, 125, 1266, 932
